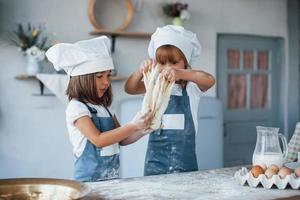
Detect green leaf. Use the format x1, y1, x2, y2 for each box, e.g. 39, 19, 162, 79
12, 22, 51, 51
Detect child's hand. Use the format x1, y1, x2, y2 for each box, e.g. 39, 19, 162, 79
161, 66, 177, 82
130, 110, 153, 131
139, 59, 156, 75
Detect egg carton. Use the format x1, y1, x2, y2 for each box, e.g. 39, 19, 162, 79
234, 167, 300, 189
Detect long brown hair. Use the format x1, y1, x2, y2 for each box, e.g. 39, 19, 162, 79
66, 73, 112, 107
156, 45, 189, 87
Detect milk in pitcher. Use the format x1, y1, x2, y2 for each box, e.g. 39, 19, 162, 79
252, 152, 283, 167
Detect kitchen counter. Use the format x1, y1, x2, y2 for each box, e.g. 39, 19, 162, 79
82, 167, 300, 200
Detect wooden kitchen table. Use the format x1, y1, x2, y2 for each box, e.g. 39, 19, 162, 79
83, 167, 300, 200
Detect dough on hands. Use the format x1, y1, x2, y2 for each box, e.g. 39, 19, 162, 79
141, 65, 174, 130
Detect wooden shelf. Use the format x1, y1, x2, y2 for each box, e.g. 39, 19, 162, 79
90, 30, 152, 52
90, 30, 152, 38
15, 74, 128, 96
15, 74, 128, 81
15, 74, 51, 96
15, 74, 37, 80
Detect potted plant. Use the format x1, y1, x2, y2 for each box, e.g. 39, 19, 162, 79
11, 23, 50, 75
162, 1, 190, 26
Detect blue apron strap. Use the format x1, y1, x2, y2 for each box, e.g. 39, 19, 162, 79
82, 102, 115, 128
182, 85, 188, 96
103, 106, 113, 118
82, 102, 99, 124
83, 102, 97, 114
83, 103, 112, 118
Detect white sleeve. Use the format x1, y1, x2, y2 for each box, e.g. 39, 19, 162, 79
187, 82, 203, 136
187, 82, 203, 97
66, 100, 91, 124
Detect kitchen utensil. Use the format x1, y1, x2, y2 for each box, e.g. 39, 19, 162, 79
0, 178, 89, 200
252, 126, 288, 167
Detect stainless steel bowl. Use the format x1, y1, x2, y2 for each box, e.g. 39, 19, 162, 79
0, 178, 90, 200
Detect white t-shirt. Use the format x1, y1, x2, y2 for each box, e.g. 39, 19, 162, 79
168, 82, 203, 135
66, 99, 115, 158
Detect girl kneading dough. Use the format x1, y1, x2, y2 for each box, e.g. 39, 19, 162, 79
46, 36, 152, 182
125, 25, 215, 176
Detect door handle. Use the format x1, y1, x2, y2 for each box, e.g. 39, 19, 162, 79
223, 123, 227, 137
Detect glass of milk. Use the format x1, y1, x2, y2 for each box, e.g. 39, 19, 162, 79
252, 126, 288, 168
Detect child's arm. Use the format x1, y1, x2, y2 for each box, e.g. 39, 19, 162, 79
162, 67, 215, 92
178, 69, 215, 91
124, 70, 145, 94
74, 111, 152, 148
119, 130, 150, 146
124, 59, 156, 94
112, 113, 152, 145
112, 114, 148, 145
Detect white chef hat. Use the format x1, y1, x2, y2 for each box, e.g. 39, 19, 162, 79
148, 25, 201, 66
46, 36, 114, 77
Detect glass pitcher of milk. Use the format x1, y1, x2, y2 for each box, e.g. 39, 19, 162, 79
252, 126, 288, 167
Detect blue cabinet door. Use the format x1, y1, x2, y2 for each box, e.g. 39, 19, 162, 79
217, 34, 282, 167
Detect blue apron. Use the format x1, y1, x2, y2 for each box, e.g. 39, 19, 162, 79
144, 87, 198, 176
74, 103, 120, 182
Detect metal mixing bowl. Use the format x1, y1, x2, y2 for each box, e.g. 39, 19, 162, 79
0, 178, 90, 200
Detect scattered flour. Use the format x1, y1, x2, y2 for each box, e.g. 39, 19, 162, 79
84, 167, 300, 200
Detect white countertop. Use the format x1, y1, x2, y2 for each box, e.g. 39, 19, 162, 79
83, 167, 300, 200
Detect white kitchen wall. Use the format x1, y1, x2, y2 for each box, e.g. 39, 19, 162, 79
0, 0, 288, 179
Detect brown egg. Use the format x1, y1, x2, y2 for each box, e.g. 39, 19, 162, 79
260, 164, 267, 171
264, 168, 277, 179
294, 167, 300, 177
251, 165, 265, 178
269, 164, 280, 173
278, 167, 292, 179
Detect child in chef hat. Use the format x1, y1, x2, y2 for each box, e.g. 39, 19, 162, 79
125, 25, 215, 176
46, 36, 153, 182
